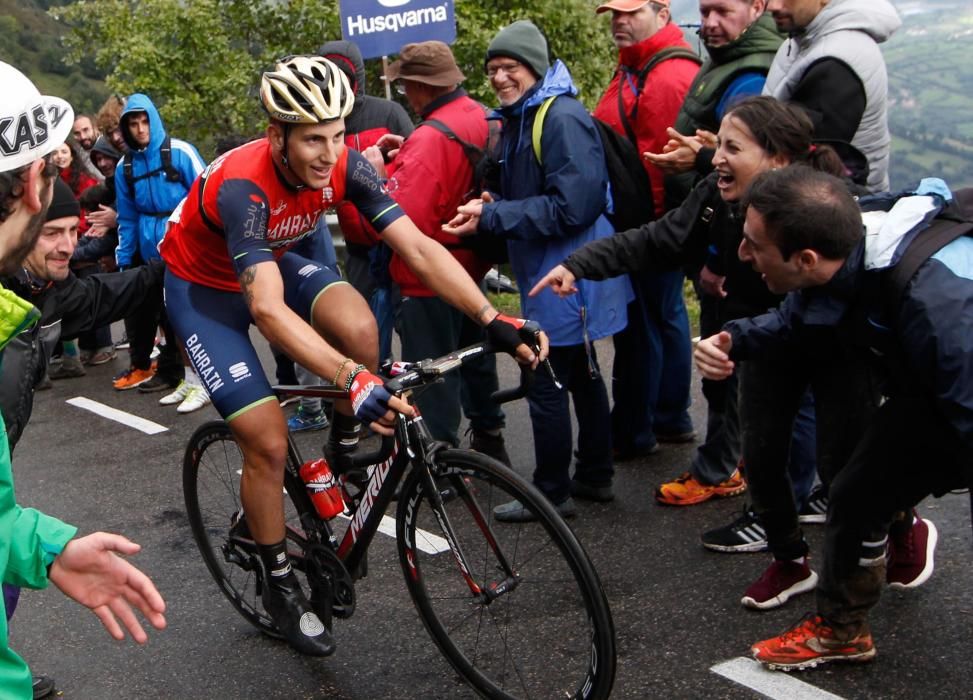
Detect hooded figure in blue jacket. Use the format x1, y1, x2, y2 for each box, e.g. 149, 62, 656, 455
445, 20, 632, 521
115, 94, 205, 268
113, 94, 206, 393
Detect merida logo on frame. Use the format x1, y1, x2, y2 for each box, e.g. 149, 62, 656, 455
346, 2, 448, 35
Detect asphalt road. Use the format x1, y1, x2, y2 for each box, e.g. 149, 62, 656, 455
11, 331, 973, 699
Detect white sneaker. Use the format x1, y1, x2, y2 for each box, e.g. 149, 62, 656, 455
177, 385, 212, 414
159, 380, 190, 406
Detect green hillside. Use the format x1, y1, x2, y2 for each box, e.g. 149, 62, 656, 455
0, 0, 109, 115
883, 2, 973, 189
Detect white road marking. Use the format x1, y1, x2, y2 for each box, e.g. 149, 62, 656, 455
711, 657, 846, 700
333, 512, 450, 555
66, 397, 168, 435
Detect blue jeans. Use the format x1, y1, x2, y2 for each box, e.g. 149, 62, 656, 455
529, 344, 613, 503
611, 270, 693, 454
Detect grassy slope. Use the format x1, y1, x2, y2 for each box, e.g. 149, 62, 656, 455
0, 0, 109, 115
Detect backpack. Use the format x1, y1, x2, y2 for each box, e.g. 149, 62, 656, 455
615, 47, 701, 146
416, 110, 508, 263
532, 96, 654, 232
418, 114, 500, 201
122, 135, 182, 188
882, 187, 973, 307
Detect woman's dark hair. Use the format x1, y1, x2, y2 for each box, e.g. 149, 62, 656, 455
724, 96, 846, 177
60, 140, 88, 194
78, 183, 112, 211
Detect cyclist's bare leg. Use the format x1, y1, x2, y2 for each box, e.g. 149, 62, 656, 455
226, 398, 336, 655
309, 282, 380, 419
228, 400, 289, 544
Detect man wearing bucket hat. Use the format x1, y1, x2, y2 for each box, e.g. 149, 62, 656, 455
363, 41, 509, 464
0, 61, 167, 698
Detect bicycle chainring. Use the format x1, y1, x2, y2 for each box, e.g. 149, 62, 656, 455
306, 543, 356, 620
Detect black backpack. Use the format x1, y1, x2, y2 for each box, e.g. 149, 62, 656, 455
417, 113, 500, 201
415, 112, 508, 263
531, 96, 654, 232
122, 135, 182, 188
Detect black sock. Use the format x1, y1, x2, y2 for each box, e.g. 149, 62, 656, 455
328, 412, 361, 454
257, 540, 296, 590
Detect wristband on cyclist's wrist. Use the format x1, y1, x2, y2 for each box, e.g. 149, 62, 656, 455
333, 358, 353, 387
343, 364, 368, 392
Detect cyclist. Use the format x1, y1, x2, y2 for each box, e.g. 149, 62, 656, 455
160, 56, 546, 657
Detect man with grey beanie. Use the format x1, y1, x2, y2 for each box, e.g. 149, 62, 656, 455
445, 20, 633, 522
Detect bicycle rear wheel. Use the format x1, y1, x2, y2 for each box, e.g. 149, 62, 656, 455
182, 420, 305, 637
396, 449, 616, 699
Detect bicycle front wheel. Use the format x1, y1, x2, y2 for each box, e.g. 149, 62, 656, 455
396, 449, 616, 699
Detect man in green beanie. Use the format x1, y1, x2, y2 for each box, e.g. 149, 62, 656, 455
445, 20, 633, 522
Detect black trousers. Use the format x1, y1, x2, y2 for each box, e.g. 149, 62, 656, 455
739, 351, 880, 561
128, 267, 182, 381
818, 394, 971, 636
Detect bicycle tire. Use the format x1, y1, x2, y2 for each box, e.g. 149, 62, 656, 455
182, 420, 306, 637
396, 449, 616, 699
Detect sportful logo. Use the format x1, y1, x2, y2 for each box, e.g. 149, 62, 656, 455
229, 362, 250, 381
345, 0, 448, 36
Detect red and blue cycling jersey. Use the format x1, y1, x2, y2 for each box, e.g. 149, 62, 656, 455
160, 138, 403, 291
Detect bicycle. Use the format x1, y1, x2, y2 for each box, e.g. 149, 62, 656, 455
183, 332, 617, 699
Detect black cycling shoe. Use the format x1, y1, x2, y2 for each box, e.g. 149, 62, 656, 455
262, 579, 336, 657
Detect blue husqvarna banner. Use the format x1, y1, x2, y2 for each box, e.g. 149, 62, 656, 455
339, 0, 457, 59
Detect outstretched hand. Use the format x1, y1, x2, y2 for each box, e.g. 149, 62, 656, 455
643, 128, 717, 174
698, 265, 727, 299
49, 532, 167, 644
443, 191, 494, 236
694, 331, 735, 380
529, 264, 579, 299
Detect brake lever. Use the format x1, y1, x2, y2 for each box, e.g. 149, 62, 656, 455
519, 320, 562, 391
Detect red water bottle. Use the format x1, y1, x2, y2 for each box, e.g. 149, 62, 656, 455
300, 458, 345, 520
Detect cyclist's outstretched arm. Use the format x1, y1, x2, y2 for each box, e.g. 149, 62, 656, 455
380, 217, 547, 367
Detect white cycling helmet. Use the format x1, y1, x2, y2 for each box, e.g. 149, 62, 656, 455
0, 61, 74, 173
260, 55, 355, 124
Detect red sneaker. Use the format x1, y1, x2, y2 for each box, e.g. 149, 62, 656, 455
741, 557, 818, 610
887, 511, 937, 589
752, 614, 876, 671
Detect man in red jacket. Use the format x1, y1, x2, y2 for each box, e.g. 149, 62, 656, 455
592, 0, 701, 465
363, 41, 510, 465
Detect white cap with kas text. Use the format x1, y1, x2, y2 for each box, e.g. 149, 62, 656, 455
0, 61, 74, 173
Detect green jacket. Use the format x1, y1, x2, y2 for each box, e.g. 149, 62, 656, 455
0, 284, 77, 698
673, 13, 783, 136
666, 13, 782, 210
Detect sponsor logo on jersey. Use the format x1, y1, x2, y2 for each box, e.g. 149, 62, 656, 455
185, 333, 225, 394
267, 211, 323, 242
229, 362, 251, 381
